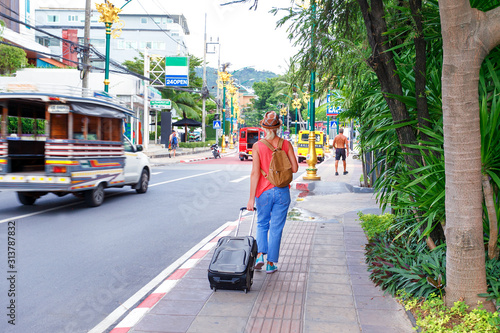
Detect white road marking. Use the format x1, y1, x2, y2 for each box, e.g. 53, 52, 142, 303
230, 175, 250, 183
0, 201, 83, 225
151, 172, 163, 175
149, 169, 222, 187
88, 220, 233, 333
0, 170, 222, 224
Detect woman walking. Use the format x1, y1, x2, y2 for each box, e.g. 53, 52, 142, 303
247, 111, 299, 273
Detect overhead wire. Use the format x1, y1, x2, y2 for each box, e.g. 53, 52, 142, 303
135, 0, 188, 53
0, 40, 82, 67
0, 11, 84, 49
1, 4, 202, 94
0, 2, 19, 16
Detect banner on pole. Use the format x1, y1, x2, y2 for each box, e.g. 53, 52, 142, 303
165, 56, 189, 87
326, 93, 341, 116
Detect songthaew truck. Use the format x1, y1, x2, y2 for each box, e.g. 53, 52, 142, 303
0, 84, 151, 207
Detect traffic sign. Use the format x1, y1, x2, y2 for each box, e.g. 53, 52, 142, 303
150, 99, 172, 109
213, 120, 221, 129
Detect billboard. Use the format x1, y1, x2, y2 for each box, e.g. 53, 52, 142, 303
165, 56, 189, 87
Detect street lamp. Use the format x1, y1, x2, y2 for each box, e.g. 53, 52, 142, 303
292, 97, 302, 147
96, 1, 121, 93
227, 82, 238, 149
280, 106, 287, 133
217, 69, 232, 153
301, 0, 320, 181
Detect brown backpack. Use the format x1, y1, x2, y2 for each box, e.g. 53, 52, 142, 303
260, 138, 293, 188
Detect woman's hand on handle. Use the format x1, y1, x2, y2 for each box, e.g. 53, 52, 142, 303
247, 198, 255, 211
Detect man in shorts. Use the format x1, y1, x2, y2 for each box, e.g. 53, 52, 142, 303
333, 127, 349, 175
169, 131, 178, 157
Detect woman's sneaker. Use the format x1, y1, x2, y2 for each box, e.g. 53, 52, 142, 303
254, 254, 264, 270
266, 262, 278, 274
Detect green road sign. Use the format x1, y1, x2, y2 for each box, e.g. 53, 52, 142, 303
150, 99, 172, 109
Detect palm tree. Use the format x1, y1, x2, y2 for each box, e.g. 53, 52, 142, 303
162, 89, 201, 142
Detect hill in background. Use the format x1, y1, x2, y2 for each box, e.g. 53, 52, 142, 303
195, 66, 278, 95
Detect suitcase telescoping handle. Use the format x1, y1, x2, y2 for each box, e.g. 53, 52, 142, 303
235, 207, 257, 237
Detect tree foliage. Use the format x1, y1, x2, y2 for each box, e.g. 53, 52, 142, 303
0, 44, 28, 75
278, 0, 500, 310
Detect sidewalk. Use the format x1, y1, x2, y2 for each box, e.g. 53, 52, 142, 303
111, 153, 413, 333
143, 144, 236, 165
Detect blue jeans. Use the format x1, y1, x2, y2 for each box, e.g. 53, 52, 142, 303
255, 187, 291, 263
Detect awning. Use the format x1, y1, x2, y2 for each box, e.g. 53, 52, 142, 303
71, 102, 127, 119
172, 117, 202, 127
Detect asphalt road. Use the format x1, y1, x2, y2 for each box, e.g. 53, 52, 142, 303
0, 155, 254, 333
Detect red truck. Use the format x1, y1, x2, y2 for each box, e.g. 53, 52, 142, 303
238, 127, 265, 161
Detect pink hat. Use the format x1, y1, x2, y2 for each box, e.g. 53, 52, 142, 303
260, 111, 282, 129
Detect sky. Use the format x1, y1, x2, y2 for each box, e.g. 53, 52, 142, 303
36, 0, 299, 74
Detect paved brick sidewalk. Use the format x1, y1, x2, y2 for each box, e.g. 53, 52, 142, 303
110, 153, 413, 333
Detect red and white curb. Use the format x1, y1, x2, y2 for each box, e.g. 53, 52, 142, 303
91, 221, 239, 333
180, 151, 237, 164
180, 156, 213, 163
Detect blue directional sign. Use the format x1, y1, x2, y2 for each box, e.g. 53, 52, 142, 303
213, 120, 221, 129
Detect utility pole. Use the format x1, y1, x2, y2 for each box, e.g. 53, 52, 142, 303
201, 13, 207, 142
82, 0, 91, 93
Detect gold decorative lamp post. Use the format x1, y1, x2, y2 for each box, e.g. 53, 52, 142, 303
292, 97, 302, 147
96, 1, 122, 93
301, 0, 320, 181
227, 83, 238, 149
280, 106, 288, 133
217, 70, 232, 153
234, 103, 240, 143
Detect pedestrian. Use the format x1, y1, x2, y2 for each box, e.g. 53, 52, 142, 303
169, 131, 178, 157
333, 127, 349, 175
246, 111, 299, 274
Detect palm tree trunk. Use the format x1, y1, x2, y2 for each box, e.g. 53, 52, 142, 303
409, 0, 431, 141
357, 0, 420, 169
440, 0, 500, 311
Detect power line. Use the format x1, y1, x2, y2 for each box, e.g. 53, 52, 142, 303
0, 40, 82, 67
0, 2, 19, 16
0, 11, 83, 49
135, 0, 187, 53
0, 7, 203, 94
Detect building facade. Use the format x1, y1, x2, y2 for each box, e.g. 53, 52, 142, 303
35, 8, 189, 69
0, 0, 52, 65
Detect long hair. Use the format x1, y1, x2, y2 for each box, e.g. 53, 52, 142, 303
264, 128, 278, 141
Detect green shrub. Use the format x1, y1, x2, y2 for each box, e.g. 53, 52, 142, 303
361, 212, 447, 299
365, 227, 446, 299
358, 212, 395, 239
399, 292, 500, 332
479, 258, 500, 305
0, 44, 28, 75
179, 141, 215, 149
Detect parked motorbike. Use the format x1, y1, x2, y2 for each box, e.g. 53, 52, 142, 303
211, 143, 221, 159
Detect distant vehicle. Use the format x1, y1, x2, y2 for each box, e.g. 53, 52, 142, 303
296, 130, 325, 163
0, 84, 151, 207
238, 127, 265, 161
211, 143, 221, 159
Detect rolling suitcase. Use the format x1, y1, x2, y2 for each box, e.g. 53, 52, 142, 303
208, 207, 257, 293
